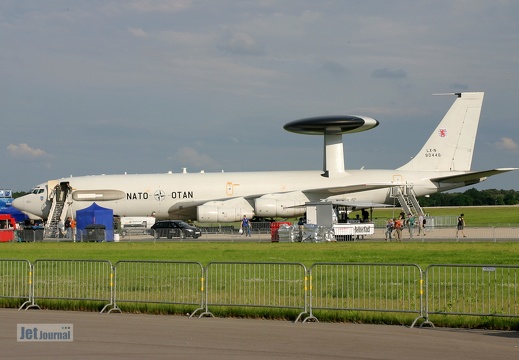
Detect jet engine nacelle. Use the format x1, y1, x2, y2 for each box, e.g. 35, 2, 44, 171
197, 205, 253, 222
254, 198, 302, 217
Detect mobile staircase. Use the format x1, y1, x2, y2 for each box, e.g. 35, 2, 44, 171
391, 185, 424, 217
45, 183, 72, 238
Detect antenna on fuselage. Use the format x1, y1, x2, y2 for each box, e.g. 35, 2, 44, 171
283, 115, 379, 177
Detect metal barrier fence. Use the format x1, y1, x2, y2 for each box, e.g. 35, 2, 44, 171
201, 262, 308, 319
0, 259, 31, 308
22, 259, 114, 312
198, 224, 237, 234
18, 228, 45, 242
368, 226, 519, 242
198, 222, 273, 235
3, 259, 518, 327
308, 263, 424, 325
13, 224, 518, 242
425, 264, 519, 319
488, 227, 519, 242
111, 260, 204, 315
372, 216, 457, 228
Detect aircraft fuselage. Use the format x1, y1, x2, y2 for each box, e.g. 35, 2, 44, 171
12, 169, 466, 222
12, 92, 516, 223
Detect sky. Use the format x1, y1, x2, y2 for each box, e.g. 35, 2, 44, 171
1, 0, 518, 192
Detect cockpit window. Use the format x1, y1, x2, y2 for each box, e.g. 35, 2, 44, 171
31, 188, 44, 194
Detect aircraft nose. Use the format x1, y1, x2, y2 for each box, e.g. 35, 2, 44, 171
12, 197, 27, 211
12, 196, 39, 217
11, 197, 23, 209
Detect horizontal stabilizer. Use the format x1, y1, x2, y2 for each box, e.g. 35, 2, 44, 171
430, 168, 519, 184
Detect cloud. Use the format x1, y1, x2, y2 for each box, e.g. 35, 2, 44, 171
495, 137, 518, 151
320, 60, 349, 76
171, 147, 220, 170
128, 0, 192, 13
217, 31, 266, 56
372, 68, 407, 79
127, 27, 148, 38
7, 144, 49, 159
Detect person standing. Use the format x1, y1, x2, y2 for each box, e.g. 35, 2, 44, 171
399, 210, 405, 223
58, 219, 65, 238
385, 218, 394, 241
407, 214, 415, 239
241, 215, 251, 237
65, 217, 72, 239
361, 209, 369, 222
393, 218, 403, 242
456, 213, 466, 239
70, 217, 77, 242
418, 213, 426, 237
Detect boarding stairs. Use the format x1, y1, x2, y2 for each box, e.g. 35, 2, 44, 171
391, 185, 424, 217
45, 185, 72, 238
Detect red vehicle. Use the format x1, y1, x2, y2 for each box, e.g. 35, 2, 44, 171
0, 214, 16, 242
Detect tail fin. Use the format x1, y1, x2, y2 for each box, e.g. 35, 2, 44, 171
398, 92, 484, 172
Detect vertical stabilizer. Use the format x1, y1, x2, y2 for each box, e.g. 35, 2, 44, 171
398, 92, 484, 172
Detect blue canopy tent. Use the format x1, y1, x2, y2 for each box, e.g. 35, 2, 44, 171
76, 203, 114, 241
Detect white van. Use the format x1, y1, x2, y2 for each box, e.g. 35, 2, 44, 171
120, 216, 156, 236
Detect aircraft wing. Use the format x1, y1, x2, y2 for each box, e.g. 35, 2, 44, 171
168, 196, 258, 219
303, 183, 394, 196
430, 168, 518, 184
167, 183, 393, 219
283, 200, 393, 209
330, 200, 394, 208
167, 200, 207, 219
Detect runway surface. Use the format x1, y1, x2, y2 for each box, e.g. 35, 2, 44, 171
2, 309, 517, 359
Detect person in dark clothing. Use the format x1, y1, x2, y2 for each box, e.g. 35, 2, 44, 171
456, 213, 466, 238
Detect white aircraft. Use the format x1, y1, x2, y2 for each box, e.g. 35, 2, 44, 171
13, 92, 517, 226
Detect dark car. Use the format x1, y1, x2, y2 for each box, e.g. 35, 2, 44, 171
150, 220, 202, 239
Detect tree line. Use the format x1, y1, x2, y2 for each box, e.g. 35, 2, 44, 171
418, 188, 519, 207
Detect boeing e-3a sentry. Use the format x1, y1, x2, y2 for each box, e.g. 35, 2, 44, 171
13, 92, 517, 232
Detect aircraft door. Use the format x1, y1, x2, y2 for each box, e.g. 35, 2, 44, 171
391, 175, 404, 198
392, 175, 403, 184
226, 182, 234, 196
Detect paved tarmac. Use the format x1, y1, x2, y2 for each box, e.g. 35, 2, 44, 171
2, 309, 517, 359
42, 226, 519, 244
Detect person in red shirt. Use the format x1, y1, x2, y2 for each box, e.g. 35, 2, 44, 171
393, 218, 403, 242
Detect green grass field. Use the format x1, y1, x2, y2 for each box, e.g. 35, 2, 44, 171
2, 241, 518, 329
2, 206, 518, 329
0, 206, 519, 267
2, 241, 518, 268
359, 205, 519, 226
2, 206, 519, 265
